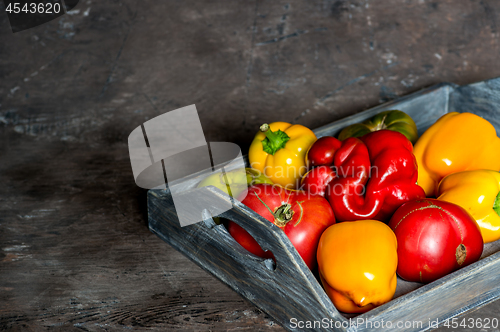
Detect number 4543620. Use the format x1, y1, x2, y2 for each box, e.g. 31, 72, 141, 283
443, 317, 498, 329
5, 2, 61, 14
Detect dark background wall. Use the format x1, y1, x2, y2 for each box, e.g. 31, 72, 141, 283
1, 0, 500, 331
2, 0, 500, 148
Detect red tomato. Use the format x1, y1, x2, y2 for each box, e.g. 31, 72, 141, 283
227, 222, 274, 260
300, 165, 336, 197
388, 199, 483, 283
306, 136, 342, 167
228, 183, 336, 270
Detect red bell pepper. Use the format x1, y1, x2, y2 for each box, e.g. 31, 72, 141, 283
326, 130, 425, 222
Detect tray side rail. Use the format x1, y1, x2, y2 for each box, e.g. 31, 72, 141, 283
314, 83, 455, 138
449, 76, 500, 131
348, 250, 500, 332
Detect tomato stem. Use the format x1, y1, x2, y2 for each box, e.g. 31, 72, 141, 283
253, 189, 294, 227
273, 203, 293, 227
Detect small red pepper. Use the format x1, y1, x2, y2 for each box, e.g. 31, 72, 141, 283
306, 136, 342, 167
324, 130, 425, 222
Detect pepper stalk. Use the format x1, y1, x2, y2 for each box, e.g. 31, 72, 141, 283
260, 123, 290, 155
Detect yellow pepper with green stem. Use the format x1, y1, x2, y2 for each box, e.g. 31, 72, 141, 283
414, 112, 500, 197
437, 170, 500, 243
249, 122, 316, 189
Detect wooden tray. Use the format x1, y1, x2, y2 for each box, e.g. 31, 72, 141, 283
148, 77, 500, 332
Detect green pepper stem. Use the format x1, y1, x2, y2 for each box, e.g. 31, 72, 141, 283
369, 113, 389, 131
260, 124, 290, 155
260, 124, 280, 146
494, 191, 500, 217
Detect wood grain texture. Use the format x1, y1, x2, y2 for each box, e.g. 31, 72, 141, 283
2, 0, 500, 331
0, 135, 282, 331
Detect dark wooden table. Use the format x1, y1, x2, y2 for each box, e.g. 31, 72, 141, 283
1, 1, 500, 331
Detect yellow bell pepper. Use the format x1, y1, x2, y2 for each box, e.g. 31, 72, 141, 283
317, 220, 398, 313
249, 122, 316, 189
437, 170, 500, 243
414, 112, 500, 197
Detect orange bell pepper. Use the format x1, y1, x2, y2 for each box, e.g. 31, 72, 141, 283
414, 112, 500, 197
317, 220, 398, 313
249, 122, 316, 189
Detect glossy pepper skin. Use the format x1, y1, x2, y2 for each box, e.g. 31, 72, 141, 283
249, 122, 316, 189
317, 219, 398, 313
414, 112, 500, 197
306, 136, 342, 167
437, 170, 500, 243
327, 130, 426, 222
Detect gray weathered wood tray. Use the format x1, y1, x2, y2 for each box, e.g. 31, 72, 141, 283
148, 77, 500, 332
